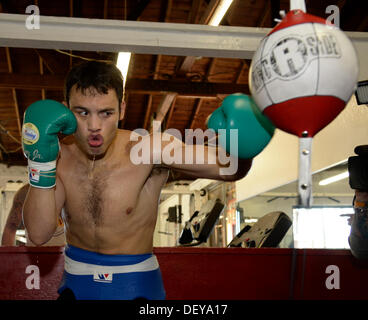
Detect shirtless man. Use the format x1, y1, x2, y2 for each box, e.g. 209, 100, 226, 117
22, 61, 253, 300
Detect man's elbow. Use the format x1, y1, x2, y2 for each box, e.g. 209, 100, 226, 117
25, 229, 52, 246
27, 233, 49, 246
220, 158, 253, 182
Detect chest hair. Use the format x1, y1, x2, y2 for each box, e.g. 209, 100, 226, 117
84, 173, 105, 226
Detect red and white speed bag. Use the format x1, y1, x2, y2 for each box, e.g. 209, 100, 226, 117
249, 10, 359, 137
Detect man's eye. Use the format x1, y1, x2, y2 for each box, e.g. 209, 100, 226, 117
102, 111, 113, 117
79, 111, 88, 116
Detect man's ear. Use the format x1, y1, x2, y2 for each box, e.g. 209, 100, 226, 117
119, 101, 126, 121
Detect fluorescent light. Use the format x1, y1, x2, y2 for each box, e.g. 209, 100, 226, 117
208, 0, 234, 26
116, 52, 131, 88
319, 171, 349, 186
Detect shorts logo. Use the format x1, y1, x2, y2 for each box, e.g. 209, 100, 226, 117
29, 168, 40, 182
22, 123, 39, 145
93, 271, 113, 283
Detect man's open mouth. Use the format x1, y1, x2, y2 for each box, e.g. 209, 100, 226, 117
88, 134, 104, 148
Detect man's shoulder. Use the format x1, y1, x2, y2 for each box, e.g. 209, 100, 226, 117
60, 135, 75, 147
116, 128, 151, 146
117, 128, 145, 139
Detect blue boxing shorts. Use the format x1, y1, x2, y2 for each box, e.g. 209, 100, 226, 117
58, 245, 166, 300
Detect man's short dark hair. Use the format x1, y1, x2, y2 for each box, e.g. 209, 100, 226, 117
64, 61, 124, 109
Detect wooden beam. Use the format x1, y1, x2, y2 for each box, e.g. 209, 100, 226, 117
146, 0, 173, 132
0, 74, 250, 96
39, 55, 46, 100
205, 58, 217, 80
119, 92, 129, 129
256, 0, 272, 28
187, 0, 202, 24
154, 93, 177, 130
198, 0, 221, 25
235, 60, 247, 83
69, 0, 74, 68
143, 95, 153, 130
176, 0, 220, 76
4, 48, 22, 140
0, 73, 65, 90
103, 0, 108, 19
172, 0, 230, 138
164, 95, 176, 130
188, 98, 204, 129
34, 0, 47, 101
34, 49, 66, 74
126, 78, 250, 96
131, 0, 151, 21
142, 55, 162, 130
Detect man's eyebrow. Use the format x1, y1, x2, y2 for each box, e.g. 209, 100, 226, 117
71, 106, 88, 111
71, 106, 116, 112
99, 108, 116, 112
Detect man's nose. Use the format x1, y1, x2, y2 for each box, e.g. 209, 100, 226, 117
88, 114, 101, 132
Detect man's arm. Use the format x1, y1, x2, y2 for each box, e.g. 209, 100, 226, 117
21, 100, 76, 246
1, 185, 29, 246
23, 177, 65, 246
149, 133, 252, 182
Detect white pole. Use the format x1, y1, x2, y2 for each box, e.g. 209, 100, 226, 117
290, 0, 306, 12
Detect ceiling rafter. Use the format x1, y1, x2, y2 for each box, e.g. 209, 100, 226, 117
4, 48, 21, 141
256, 0, 272, 28
174, 0, 222, 132
141, 0, 172, 130
0, 5, 3, 161
164, 94, 177, 130
0, 74, 250, 96
235, 60, 247, 83
103, 0, 108, 19
188, 98, 204, 130
132, 0, 151, 21
147, 0, 174, 133
33, 49, 65, 75
155, 92, 177, 125
69, 0, 75, 68
33, 0, 45, 101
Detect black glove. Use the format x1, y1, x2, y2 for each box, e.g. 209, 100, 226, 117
348, 145, 368, 191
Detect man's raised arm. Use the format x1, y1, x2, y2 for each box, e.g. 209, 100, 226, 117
132, 94, 275, 182
22, 100, 76, 245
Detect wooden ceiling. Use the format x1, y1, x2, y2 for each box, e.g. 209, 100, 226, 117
0, 0, 367, 170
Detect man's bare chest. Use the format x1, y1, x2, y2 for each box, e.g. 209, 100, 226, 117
60, 161, 148, 224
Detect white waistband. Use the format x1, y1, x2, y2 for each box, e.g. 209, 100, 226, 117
64, 254, 159, 275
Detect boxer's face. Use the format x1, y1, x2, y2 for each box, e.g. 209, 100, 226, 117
67, 85, 125, 158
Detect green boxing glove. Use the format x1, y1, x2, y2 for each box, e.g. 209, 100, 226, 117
22, 100, 77, 188
207, 93, 275, 159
